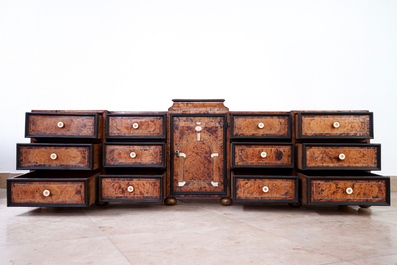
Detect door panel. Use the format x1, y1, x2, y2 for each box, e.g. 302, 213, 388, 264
171, 115, 226, 194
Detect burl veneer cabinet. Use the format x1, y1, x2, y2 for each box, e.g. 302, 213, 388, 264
8, 110, 105, 207
293, 111, 390, 207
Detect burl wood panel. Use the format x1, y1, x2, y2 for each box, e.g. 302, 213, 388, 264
10, 181, 85, 204
108, 116, 165, 138
311, 180, 387, 203
234, 144, 292, 167
235, 178, 296, 200
105, 144, 163, 166
18, 145, 93, 169
102, 178, 161, 199
304, 146, 378, 169
300, 114, 371, 138
28, 114, 97, 137
172, 116, 225, 193
233, 115, 289, 137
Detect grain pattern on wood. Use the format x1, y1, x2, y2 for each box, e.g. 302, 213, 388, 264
235, 178, 296, 200
300, 114, 372, 138
168, 99, 229, 114
19, 145, 91, 168
28, 114, 97, 137
234, 144, 292, 167
311, 180, 387, 203
108, 115, 165, 138
102, 178, 161, 199
172, 116, 225, 193
10, 181, 85, 204
304, 146, 378, 169
105, 144, 163, 166
232, 115, 289, 137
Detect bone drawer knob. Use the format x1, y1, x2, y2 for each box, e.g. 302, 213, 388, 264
132, 123, 139, 129
50, 153, 57, 160
262, 186, 269, 193
346, 187, 353, 194
57, 122, 64, 128
127, 186, 134, 192
339, 153, 346, 160
258, 122, 264, 129
43, 190, 50, 197
130, 152, 136, 158
333, 122, 340, 128
261, 152, 267, 158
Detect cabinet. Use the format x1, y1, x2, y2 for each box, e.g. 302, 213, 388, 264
8, 103, 390, 208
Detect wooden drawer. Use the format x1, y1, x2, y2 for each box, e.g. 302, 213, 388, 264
106, 114, 166, 139
296, 112, 373, 139
296, 143, 381, 170
231, 114, 291, 139
233, 173, 297, 203
17, 143, 102, 170
7, 171, 99, 207
103, 142, 165, 168
232, 143, 294, 168
25, 112, 101, 138
99, 174, 164, 202
298, 172, 390, 206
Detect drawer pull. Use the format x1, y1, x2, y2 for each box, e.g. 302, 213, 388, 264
132, 122, 139, 129
339, 153, 346, 160
50, 153, 57, 160
261, 152, 267, 158
57, 121, 65, 128
258, 122, 264, 129
195, 126, 202, 132
130, 152, 137, 158
333, 122, 340, 128
262, 186, 269, 193
43, 190, 50, 197
346, 187, 353, 194
127, 186, 134, 192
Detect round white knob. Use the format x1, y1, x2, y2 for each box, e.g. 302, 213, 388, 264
346, 187, 353, 194
43, 190, 50, 197
339, 153, 346, 160
261, 152, 267, 158
258, 122, 264, 129
50, 153, 57, 160
195, 126, 202, 132
127, 186, 134, 192
333, 122, 340, 128
262, 186, 269, 193
132, 123, 139, 129
130, 152, 136, 158
57, 121, 64, 128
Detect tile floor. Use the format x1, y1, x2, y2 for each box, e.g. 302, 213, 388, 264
1, 189, 396, 265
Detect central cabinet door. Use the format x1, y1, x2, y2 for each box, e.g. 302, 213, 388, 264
171, 115, 227, 195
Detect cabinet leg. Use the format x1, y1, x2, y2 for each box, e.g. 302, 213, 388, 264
359, 205, 371, 208
164, 197, 177, 205
95, 200, 108, 206
220, 197, 233, 206
288, 201, 302, 208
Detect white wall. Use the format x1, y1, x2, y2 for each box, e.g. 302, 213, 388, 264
1, 0, 396, 174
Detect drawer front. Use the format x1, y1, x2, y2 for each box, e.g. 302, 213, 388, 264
231, 114, 290, 138
232, 143, 293, 168
26, 113, 99, 138
234, 177, 297, 202
297, 112, 373, 139
17, 144, 101, 170
310, 179, 388, 203
100, 176, 162, 201
104, 143, 165, 167
7, 172, 99, 207
107, 114, 165, 139
302, 144, 380, 170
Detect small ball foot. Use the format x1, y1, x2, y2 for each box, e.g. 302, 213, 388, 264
359, 205, 371, 208
164, 197, 177, 205
288, 201, 302, 208
95, 200, 108, 206
220, 197, 233, 206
